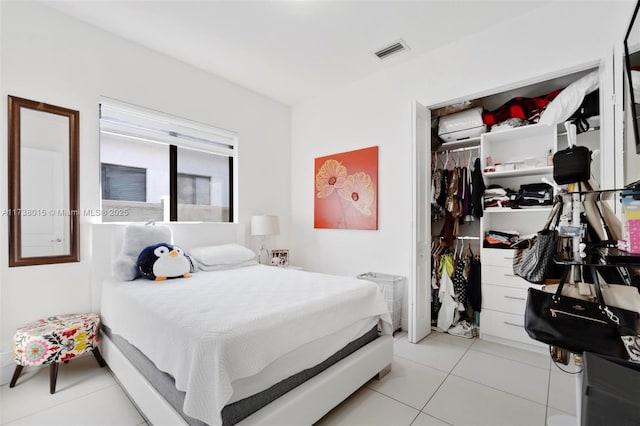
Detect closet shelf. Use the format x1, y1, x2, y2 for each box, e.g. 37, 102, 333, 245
482, 166, 553, 178
557, 115, 600, 137
484, 206, 553, 213
481, 122, 553, 143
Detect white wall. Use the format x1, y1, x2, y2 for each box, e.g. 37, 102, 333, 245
290, 2, 636, 330
0, 1, 290, 382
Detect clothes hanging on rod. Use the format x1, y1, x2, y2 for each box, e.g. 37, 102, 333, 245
471, 157, 485, 219
433, 147, 484, 247
461, 166, 472, 218
430, 237, 482, 332
437, 252, 458, 331
431, 167, 444, 222
431, 146, 484, 225
467, 247, 482, 313
430, 145, 484, 334
451, 253, 468, 311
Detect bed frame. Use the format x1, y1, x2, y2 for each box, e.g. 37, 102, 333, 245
91, 222, 393, 425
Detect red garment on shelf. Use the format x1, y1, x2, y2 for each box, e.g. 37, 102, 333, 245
482, 90, 562, 126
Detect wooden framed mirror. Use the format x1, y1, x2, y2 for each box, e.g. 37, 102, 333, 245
8, 95, 79, 266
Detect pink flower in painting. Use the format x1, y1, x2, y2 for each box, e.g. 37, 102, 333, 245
316, 159, 347, 198
339, 172, 374, 216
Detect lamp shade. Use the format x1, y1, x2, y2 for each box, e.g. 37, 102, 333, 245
251, 215, 280, 236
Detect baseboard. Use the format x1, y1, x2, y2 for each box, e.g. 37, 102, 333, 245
400, 317, 408, 332
479, 334, 547, 355
1, 350, 14, 385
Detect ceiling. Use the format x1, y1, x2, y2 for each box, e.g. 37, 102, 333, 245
43, 0, 550, 106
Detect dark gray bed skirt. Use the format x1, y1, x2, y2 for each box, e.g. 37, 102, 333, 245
102, 324, 379, 425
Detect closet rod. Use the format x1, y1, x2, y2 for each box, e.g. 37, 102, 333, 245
432, 236, 480, 240
435, 145, 480, 154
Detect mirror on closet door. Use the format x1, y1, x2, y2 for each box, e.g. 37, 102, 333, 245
8, 95, 79, 266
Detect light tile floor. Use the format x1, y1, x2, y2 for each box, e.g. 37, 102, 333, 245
0, 331, 579, 426
316, 331, 579, 426
1, 356, 147, 426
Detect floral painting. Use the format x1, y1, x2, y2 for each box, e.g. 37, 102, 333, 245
314, 146, 378, 230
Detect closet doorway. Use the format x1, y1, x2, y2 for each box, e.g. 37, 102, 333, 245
410, 59, 616, 347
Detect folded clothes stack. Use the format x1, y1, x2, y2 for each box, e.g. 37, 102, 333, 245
517, 183, 553, 207
484, 230, 520, 249
483, 185, 517, 209
489, 117, 528, 133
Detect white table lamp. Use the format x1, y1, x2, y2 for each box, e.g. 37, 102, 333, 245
251, 215, 280, 264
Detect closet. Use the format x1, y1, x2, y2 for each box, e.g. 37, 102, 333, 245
412, 62, 616, 349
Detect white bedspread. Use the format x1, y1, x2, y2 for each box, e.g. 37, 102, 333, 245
101, 264, 390, 425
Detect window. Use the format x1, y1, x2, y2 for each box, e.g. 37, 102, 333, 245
99, 98, 236, 222
101, 163, 147, 202
178, 173, 210, 205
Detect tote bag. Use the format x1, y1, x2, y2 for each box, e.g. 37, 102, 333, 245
513, 201, 562, 284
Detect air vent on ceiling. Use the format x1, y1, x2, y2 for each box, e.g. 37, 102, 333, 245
374, 39, 409, 60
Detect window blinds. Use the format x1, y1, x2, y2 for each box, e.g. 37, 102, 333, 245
99, 97, 237, 156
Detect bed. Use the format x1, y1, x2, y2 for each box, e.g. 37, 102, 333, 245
91, 222, 393, 426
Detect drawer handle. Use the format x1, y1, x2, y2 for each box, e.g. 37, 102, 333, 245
504, 295, 526, 301
503, 273, 517, 278
503, 257, 512, 260
503, 321, 524, 328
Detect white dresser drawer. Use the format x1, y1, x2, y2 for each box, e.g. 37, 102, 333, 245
482, 265, 528, 288
480, 310, 545, 348
481, 248, 514, 266
482, 284, 528, 315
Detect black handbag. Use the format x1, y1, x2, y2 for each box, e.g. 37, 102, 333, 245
553, 145, 591, 185
512, 201, 562, 284
569, 89, 600, 134
525, 268, 639, 360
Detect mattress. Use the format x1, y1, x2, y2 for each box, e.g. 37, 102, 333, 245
103, 323, 379, 425
101, 265, 391, 425
227, 316, 378, 403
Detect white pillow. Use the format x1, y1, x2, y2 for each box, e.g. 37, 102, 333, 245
189, 243, 257, 266
112, 224, 173, 281
194, 259, 258, 271
538, 70, 599, 126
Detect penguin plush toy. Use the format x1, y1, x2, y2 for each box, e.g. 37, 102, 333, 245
137, 243, 193, 281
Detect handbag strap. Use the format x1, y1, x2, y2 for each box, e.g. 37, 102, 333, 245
553, 264, 640, 362
587, 265, 611, 309
554, 263, 607, 304
554, 264, 638, 333
553, 266, 572, 299
542, 199, 563, 231
594, 198, 614, 241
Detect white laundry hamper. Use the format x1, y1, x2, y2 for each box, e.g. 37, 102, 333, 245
357, 272, 405, 334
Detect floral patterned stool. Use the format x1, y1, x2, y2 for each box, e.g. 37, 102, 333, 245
10, 313, 105, 394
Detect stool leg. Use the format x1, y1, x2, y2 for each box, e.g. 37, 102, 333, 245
49, 363, 58, 394
9, 365, 23, 388
92, 348, 106, 368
